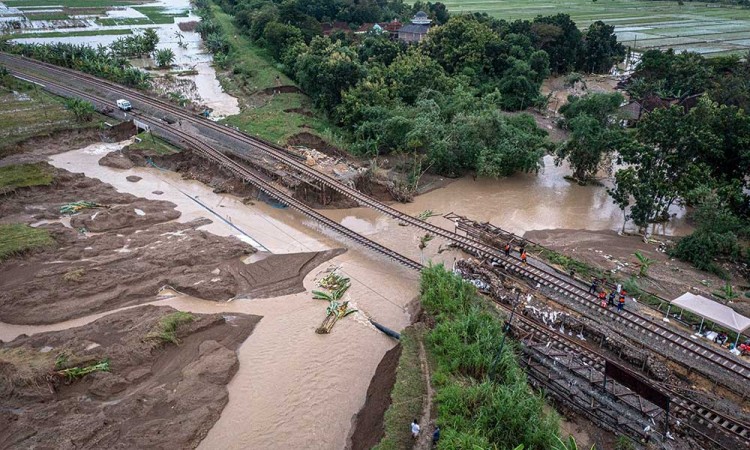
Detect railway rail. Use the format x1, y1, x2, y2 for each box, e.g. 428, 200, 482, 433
489, 292, 750, 449
4, 52, 748, 384
4, 68, 422, 272
4, 55, 750, 447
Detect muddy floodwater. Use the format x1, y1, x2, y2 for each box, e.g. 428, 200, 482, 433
325, 155, 692, 241
1, 141, 417, 449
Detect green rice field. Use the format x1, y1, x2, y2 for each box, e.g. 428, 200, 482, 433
443, 0, 750, 55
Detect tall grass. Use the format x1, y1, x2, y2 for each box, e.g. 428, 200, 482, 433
146, 311, 195, 345
420, 265, 560, 449
0, 224, 54, 262
374, 326, 426, 450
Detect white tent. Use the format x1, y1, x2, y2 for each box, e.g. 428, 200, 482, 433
667, 292, 750, 346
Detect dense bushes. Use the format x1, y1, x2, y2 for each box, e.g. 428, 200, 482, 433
420, 265, 559, 449
669, 195, 749, 277
199, 0, 625, 178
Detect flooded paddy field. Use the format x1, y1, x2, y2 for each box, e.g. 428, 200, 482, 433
443, 0, 750, 56
1, 0, 239, 118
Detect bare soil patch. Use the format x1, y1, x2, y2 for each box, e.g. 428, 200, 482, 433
178, 21, 199, 32
346, 344, 401, 450
283, 107, 314, 117
104, 147, 260, 198
0, 166, 342, 325
262, 85, 301, 95
0, 305, 260, 449
0, 122, 135, 167
288, 132, 347, 159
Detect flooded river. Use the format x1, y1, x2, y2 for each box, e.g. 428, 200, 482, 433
0, 141, 692, 448
1, 141, 417, 449
324, 155, 693, 241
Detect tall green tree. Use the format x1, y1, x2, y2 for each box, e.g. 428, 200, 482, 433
555, 92, 624, 181
497, 58, 543, 110
531, 14, 582, 74
579, 21, 625, 73
295, 36, 365, 112
262, 21, 304, 60
610, 104, 716, 230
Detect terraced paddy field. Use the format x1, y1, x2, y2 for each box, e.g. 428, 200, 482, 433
443, 0, 750, 55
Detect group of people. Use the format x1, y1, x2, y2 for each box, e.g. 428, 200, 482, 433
503, 242, 528, 266
589, 278, 627, 312
713, 332, 750, 356
411, 419, 440, 446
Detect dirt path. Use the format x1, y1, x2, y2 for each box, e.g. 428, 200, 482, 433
414, 339, 434, 450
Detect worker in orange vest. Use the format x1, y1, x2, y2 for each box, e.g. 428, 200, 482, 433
598, 290, 607, 307
504, 242, 511, 257
521, 249, 528, 266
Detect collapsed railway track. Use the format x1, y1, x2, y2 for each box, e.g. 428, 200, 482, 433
5, 52, 749, 383
5, 54, 750, 448
487, 290, 750, 449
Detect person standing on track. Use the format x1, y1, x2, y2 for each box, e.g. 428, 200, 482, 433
521, 249, 528, 266
504, 242, 511, 257
589, 279, 599, 294
608, 290, 616, 307
598, 290, 607, 307
617, 293, 625, 312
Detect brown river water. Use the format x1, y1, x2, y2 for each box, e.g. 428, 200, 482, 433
324, 155, 692, 241
1, 142, 418, 449
0, 144, 691, 448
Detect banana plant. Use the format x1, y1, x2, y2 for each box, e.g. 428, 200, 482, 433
633, 251, 656, 277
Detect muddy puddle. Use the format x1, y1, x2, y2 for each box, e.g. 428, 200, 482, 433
10, 0, 239, 118
1, 140, 417, 448
325, 155, 692, 241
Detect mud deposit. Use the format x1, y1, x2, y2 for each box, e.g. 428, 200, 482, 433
0, 305, 260, 449
0, 165, 341, 325
346, 343, 402, 450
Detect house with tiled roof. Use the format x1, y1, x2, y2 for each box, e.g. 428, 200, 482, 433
398, 11, 431, 43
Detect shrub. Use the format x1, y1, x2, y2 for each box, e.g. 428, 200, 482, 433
64, 98, 95, 122
420, 265, 559, 449
669, 230, 739, 278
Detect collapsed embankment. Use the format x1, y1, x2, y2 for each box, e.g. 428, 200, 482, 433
0, 305, 260, 449
346, 343, 402, 450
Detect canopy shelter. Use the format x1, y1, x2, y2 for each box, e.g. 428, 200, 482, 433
666, 292, 750, 347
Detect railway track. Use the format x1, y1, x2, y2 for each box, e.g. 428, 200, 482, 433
4, 54, 750, 399
484, 288, 750, 449
4, 68, 422, 272
445, 213, 750, 385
